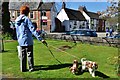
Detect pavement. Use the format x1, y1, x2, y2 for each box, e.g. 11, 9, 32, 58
97, 32, 118, 37
48, 32, 118, 38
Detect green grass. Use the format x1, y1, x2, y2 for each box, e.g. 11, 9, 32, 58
1, 39, 119, 78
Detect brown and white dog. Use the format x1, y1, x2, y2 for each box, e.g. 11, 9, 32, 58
70, 60, 79, 74
81, 58, 98, 77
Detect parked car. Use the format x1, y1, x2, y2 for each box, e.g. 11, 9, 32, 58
114, 33, 120, 39
66, 29, 97, 37
107, 33, 120, 39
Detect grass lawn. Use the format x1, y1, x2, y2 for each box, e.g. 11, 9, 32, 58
1, 39, 119, 79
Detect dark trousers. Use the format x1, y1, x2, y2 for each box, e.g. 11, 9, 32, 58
20, 45, 34, 72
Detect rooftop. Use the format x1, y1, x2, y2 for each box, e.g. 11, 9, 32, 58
9, 2, 40, 10
64, 8, 86, 21
9, 2, 54, 11
38, 2, 55, 11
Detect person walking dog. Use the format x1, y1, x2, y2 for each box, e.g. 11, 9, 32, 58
15, 5, 47, 72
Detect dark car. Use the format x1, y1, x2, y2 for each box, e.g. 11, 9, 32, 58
66, 29, 97, 37
108, 33, 120, 39
114, 33, 120, 39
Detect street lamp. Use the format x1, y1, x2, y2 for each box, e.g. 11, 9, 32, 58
40, 7, 42, 31
38, 0, 43, 32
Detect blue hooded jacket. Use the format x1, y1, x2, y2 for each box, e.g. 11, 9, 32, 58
15, 14, 43, 46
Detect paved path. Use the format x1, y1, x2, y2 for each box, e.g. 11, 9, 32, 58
97, 32, 118, 37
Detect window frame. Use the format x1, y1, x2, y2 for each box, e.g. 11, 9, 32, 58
29, 11, 34, 19
42, 20, 47, 26
42, 11, 46, 16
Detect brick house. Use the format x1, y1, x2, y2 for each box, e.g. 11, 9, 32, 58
78, 6, 106, 32
9, 2, 57, 33
38, 2, 57, 32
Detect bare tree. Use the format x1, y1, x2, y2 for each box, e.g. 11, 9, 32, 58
100, 1, 119, 31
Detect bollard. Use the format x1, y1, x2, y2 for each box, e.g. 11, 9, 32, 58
0, 38, 4, 53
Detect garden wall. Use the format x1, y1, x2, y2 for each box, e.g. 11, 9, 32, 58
46, 33, 120, 48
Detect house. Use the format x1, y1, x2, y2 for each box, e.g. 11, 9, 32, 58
9, 2, 57, 33
56, 2, 86, 32
78, 6, 105, 32
56, 2, 106, 32
38, 2, 57, 32
9, 2, 41, 26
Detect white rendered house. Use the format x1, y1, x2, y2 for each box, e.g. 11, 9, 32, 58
56, 2, 86, 32
56, 2, 104, 32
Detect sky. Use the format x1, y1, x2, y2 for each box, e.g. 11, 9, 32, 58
46, 0, 118, 13
55, 2, 113, 13
8, 0, 118, 13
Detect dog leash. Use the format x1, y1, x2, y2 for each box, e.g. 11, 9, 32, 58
45, 44, 62, 64
47, 44, 80, 60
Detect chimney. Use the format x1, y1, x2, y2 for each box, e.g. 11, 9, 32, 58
78, 6, 87, 12
78, 6, 84, 12
97, 11, 101, 15
62, 2, 66, 9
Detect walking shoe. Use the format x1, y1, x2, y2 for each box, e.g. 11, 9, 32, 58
29, 68, 34, 72
21, 69, 27, 72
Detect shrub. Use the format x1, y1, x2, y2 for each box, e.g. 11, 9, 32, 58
2, 33, 12, 40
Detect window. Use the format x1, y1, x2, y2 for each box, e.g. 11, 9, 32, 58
42, 22, 47, 26
42, 11, 46, 16
42, 20, 47, 26
30, 11, 34, 19
91, 19, 94, 25
74, 21, 77, 25
17, 11, 20, 16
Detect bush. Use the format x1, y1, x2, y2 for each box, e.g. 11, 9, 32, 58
2, 33, 12, 40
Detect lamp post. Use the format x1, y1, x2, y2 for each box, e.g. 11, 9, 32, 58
38, 0, 43, 31
40, 8, 42, 31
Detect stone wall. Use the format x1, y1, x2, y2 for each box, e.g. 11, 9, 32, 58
46, 34, 120, 48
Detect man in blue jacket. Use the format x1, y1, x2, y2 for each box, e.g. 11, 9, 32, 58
15, 5, 47, 72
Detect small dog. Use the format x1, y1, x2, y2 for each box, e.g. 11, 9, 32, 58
81, 58, 98, 77
70, 60, 79, 74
